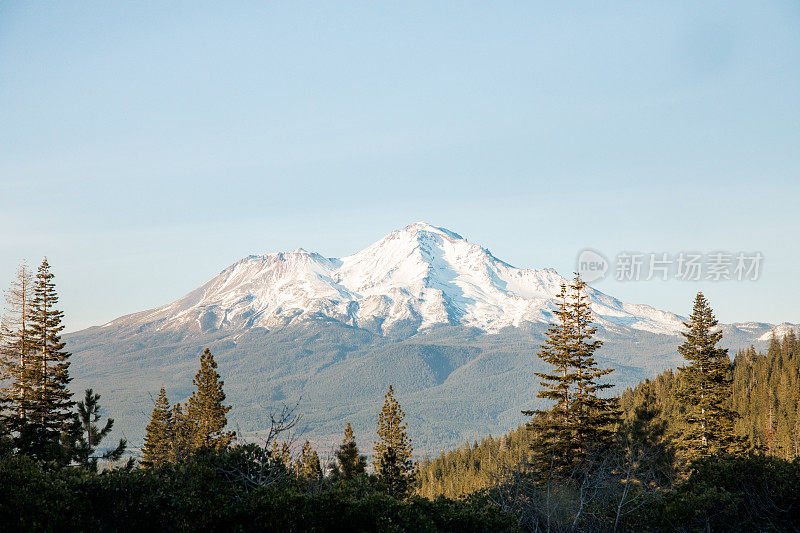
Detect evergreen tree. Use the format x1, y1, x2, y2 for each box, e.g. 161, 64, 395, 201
68, 389, 126, 470
524, 282, 576, 477
17, 258, 74, 462
524, 274, 618, 479
675, 292, 741, 464
0, 418, 10, 459
170, 402, 193, 463
794, 398, 800, 459
569, 276, 619, 455
141, 387, 172, 468
186, 348, 235, 451
0, 263, 34, 426
271, 440, 291, 468
295, 440, 322, 483
334, 422, 367, 480
615, 388, 675, 489
373, 385, 415, 498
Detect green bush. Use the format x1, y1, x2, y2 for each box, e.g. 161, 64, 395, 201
0, 454, 519, 532
656, 454, 800, 532
8, 451, 798, 532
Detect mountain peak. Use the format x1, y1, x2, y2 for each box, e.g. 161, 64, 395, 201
399, 221, 464, 241
104, 222, 688, 336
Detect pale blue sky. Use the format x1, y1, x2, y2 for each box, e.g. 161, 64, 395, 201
1, 2, 799, 332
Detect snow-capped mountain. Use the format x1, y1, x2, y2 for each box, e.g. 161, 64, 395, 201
758, 322, 800, 341
105, 222, 686, 336
67, 222, 790, 454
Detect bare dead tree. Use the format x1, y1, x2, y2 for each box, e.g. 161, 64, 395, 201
213, 401, 301, 493
0, 263, 34, 416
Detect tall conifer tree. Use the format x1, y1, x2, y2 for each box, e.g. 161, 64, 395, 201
18, 259, 74, 461
524, 274, 617, 479
141, 387, 172, 468
675, 292, 741, 464
335, 422, 367, 480
186, 348, 235, 451
525, 282, 577, 477
271, 440, 291, 468
69, 389, 127, 470
373, 385, 415, 497
569, 276, 619, 453
296, 440, 323, 483
170, 402, 193, 463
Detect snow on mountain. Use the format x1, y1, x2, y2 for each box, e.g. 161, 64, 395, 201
758, 322, 800, 341
105, 222, 686, 336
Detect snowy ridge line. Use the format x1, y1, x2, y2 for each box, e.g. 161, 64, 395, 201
103, 222, 689, 336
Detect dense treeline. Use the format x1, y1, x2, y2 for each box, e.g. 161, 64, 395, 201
421, 303, 800, 501
619, 331, 800, 462
735, 335, 800, 456
419, 426, 530, 500
420, 345, 800, 527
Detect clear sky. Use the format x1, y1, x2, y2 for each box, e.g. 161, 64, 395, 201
1, 2, 799, 332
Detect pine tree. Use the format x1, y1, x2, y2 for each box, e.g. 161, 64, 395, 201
524, 274, 618, 479
334, 422, 367, 480
569, 276, 619, 456
17, 258, 74, 462
0, 263, 34, 425
295, 440, 322, 483
373, 385, 415, 498
186, 348, 235, 451
141, 387, 172, 468
68, 388, 127, 470
170, 402, 193, 463
271, 440, 291, 468
675, 292, 741, 465
524, 282, 577, 477
615, 387, 675, 489
793, 397, 800, 459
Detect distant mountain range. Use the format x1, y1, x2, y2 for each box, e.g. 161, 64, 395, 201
65, 222, 797, 455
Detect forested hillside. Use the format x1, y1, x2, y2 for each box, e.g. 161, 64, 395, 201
419, 331, 800, 499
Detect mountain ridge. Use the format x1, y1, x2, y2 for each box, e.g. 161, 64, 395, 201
100, 221, 687, 337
